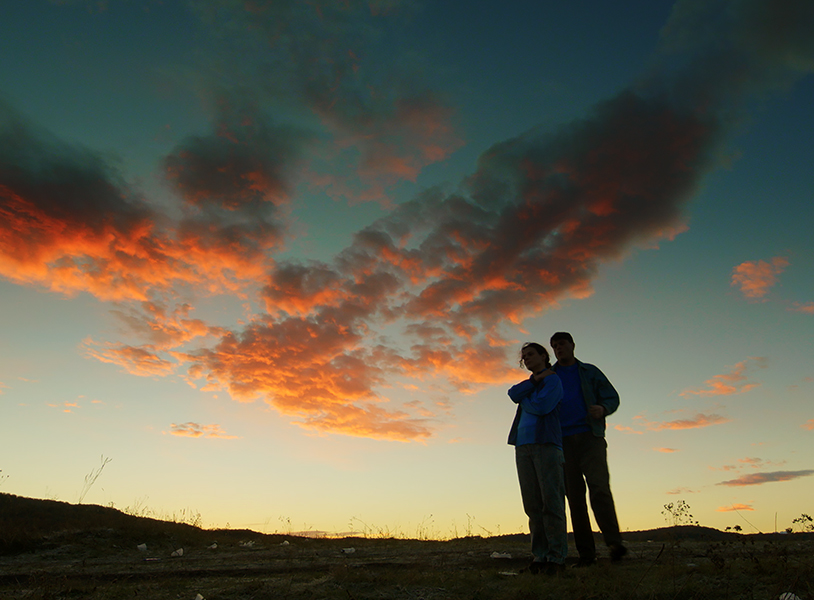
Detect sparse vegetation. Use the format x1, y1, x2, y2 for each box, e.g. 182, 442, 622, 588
2, 493, 814, 599
110, 496, 204, 528
662, 500, 699, 527
792, 513, 814, 532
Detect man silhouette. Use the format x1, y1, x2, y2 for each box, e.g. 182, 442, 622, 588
550, 332, 626, 566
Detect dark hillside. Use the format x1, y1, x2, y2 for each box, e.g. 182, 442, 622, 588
0, 493, 274, 555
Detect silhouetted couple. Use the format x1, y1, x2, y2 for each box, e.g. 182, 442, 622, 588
507, 332, 626, 574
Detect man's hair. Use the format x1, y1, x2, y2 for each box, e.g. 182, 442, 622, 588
550, 331, 574, 344
519, 342, 551, 368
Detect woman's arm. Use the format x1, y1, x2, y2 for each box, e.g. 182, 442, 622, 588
508, 378, 535, 403
518, 374, 563, 416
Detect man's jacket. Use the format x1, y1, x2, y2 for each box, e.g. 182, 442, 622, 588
552, 359, 619, 437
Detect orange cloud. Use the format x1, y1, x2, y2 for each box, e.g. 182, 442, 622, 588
179, 318, 434, 442
614, 424, 643, 435
168, 423, 239, 440
803, 419, 814, 430
401, 343, 519, 392
108, 302, 223, 350
680, 357, 766, 397
716, 504, 754, 512
717, 470, 814, 487
731, 257, 788, 299
0, 183, 274, 303
636, 413, 731, 430
791, 301, 814, 314
654, 447, 679, 453
262, 262, 355, 318
0, 104, 285, 303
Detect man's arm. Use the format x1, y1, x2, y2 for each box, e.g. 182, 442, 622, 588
588, 365, 620, 417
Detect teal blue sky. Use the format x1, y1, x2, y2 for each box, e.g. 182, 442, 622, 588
1, 0, 813, 537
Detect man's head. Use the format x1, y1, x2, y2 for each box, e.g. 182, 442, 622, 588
550, 332, 576, 366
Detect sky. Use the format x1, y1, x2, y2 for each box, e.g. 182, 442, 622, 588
1, 0, 813, 539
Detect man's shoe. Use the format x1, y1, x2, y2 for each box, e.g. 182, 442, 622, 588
542, 562, 566, 576
521, 560, 546, 574
609, 544, 628, 561
573, 557, 596, 568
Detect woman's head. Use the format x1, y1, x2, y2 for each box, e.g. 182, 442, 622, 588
519, 342, 551, 371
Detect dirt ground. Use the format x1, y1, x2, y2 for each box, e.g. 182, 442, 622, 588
2, 529, 813, 600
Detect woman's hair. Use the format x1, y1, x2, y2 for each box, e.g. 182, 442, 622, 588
519, 342, 551, 369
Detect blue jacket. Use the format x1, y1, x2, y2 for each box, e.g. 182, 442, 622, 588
507, 374, 563, 447
552, 359, 619, 438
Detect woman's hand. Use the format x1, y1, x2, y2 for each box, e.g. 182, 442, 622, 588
532, 369, 554, 382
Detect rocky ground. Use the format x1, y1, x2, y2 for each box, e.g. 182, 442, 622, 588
3, 532, 814, 599
1, 494, 812, 599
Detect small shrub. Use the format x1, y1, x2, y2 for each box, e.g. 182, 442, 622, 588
792, 513, 814, 532
662, 500, 699, 527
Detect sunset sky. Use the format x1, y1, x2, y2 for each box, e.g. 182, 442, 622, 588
1, 0, 813, 538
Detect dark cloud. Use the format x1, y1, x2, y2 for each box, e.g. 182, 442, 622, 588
174, 0, 814, 440
163, 99, 311, 269
654, 0, 814, 105
164, 100, 306, 211
188, 0, 461, 202
6, 0, 814, 440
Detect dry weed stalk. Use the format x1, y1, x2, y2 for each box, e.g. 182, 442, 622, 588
78, 455, 112, 504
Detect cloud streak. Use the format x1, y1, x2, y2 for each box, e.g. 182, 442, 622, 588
635, 413, 731, 431
717, 504, 754, 512
168, 422, 240, 440
666, 487, 698, 495
717, 470, 814, 487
